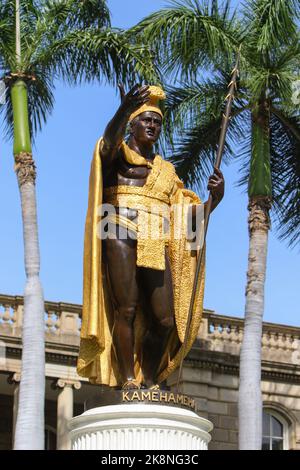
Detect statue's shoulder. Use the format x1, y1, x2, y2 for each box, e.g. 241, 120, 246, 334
162, 160, 181, 189
157, 156, 176, 172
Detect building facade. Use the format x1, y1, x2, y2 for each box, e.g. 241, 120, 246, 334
0, 294, 299, 450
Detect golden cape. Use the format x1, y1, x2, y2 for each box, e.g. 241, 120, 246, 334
77, 139, 205, 386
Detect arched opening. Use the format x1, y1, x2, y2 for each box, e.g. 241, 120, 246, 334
262, 409, 289, 450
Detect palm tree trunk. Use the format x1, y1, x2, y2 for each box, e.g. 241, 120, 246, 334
239, 196, 271, 449
239, 102, 272, 450
12, 79, 45, 450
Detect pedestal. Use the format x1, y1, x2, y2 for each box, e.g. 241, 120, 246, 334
69, 403, 213, 450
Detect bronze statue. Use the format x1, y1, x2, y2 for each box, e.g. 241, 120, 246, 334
77, 85, 224, 390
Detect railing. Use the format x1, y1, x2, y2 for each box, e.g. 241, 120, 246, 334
202, 312, 300, 365
0, 294, 81, 341
1, 294, 299, 365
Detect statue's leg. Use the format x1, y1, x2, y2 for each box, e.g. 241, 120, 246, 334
103, 237, 139, 387
139, 251, 175, 388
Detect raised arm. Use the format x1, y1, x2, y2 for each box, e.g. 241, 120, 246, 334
101, 84, 150, 167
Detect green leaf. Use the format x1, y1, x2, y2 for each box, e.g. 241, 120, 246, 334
0, 0, 160, 139
270, 112, 300, 247
242, 0, 299, 53
129, 0, 240, 80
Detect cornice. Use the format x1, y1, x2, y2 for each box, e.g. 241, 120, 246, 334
186, 349, 300, 384
4, 344, 78, 366
3, 336, 300, 383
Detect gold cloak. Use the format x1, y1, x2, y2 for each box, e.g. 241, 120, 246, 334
77, 139, 205, 386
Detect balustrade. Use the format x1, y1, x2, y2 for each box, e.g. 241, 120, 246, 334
0, 294, 81, 341
1, 294, 299, 365
0, 303, 17, 328
205, 313, 300, 364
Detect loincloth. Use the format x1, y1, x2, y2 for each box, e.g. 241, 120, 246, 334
103, 186, 171, 270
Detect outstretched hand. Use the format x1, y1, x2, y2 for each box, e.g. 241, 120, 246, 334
207, 167, 225, 204
118, 83, 150, 115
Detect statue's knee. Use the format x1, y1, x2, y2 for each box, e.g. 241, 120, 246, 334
116, 306, 136, 326
159, 316, 175, 332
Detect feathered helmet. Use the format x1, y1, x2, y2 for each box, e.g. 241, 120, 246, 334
129, 85, 166, 122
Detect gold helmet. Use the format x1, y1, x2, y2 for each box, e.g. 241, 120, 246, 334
129, 86, 166, 122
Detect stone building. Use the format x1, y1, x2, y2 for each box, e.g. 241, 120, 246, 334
0, 293, 299, 450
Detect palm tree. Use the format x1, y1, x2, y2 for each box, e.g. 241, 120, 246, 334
130, 0, 300, 450
0, 0, 158, 450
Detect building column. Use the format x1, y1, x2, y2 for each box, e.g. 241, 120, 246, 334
55, 379, 81, 450
7, 372, 21, 448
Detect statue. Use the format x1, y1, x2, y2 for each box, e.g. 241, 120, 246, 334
77, 85, 224, 390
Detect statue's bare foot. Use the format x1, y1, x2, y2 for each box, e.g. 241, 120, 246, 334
122, 379, 141, 390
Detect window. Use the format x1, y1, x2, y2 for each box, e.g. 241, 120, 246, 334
262, 410, 288, 450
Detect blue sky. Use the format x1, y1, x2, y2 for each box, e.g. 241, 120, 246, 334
0, 0, 298, 326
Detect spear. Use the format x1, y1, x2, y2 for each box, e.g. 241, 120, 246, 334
176, 49, 241, 392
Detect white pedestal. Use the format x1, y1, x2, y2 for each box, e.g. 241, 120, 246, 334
69, 404, 213, 450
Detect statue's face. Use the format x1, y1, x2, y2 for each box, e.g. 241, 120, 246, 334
131, 111, 162, 145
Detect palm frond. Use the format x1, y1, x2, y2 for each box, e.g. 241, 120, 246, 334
37, 28, 160, 88
21, 0, 111, 70
0, 1, 16, 70
0, 81, 13, 141
130, 0, 240, 80
243, 0, 299, 53
0, 0, 160, 140
164, 71, 246, 140
26, 69, 55, 138
169, 105, 246, 195
267, 40, 300, 109
65, 0, 111, 29
270, 112, 300, 247
0, 14, 10, 38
